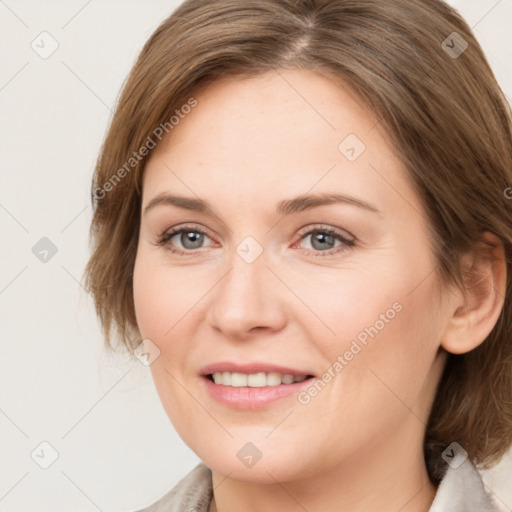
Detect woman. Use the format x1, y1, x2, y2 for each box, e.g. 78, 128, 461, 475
84, 0, 512, 510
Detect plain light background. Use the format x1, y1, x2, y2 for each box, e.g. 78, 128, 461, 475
1, 1, 511, 510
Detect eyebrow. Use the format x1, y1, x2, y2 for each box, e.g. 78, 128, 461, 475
143, 192, 381, 217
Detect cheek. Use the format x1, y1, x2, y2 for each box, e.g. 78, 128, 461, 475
132, 264, 164, 340
133, 251, 195, 340
132, 250, 215, 395
283, 261, 406, 356
294, 251, 442, 399
313, 242, 439, 357
132, 253, 202, 431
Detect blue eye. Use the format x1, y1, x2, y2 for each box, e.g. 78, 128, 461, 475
157, 226, 213, 254
156, 224, 355, 257
295, 226, 355, 256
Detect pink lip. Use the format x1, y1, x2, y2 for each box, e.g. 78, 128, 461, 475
199, 361, 315, 410
200, 361, 313, 377
202, 377, 313, 410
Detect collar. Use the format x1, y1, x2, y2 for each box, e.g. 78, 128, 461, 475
429, 458, 499, 511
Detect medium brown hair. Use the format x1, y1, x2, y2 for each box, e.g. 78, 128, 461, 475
84, 0, 512, 484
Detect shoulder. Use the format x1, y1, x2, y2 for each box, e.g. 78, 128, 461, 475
430, 458, 500, 512
136, 463, 213, 512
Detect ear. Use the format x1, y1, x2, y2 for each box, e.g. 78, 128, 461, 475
440, 231, 507, 355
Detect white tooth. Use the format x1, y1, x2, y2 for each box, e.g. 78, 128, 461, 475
212, 371, 308, 387
266, 372, 282, 386
281, 374, 294, 384
248, 372, 267, 387
231, 372, 248, 387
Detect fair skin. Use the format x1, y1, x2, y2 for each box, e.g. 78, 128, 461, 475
132, 68, 506, 512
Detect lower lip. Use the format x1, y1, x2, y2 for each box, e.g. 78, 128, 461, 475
202, 376, 313, 410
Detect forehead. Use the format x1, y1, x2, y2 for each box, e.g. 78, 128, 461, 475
142, 69, 420, 218
151, 68, 380, 162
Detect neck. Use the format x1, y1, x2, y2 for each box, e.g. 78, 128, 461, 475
209, 422, 437, 512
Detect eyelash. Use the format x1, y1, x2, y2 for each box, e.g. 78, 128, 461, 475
155, 223, 355, 257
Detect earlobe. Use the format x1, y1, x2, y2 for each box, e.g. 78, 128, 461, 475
440, 231, 507, 355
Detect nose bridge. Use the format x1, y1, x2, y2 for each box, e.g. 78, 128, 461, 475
206, 238, 287, 337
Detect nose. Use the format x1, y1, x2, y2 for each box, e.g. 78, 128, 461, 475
205, 249, 288, 340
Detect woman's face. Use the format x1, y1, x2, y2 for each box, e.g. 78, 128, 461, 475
133, 69, 452, 483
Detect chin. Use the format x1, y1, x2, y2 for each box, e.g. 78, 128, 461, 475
191, 436, 320, 483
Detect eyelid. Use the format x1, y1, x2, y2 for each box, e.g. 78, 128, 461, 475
156, 222, 216, 249
157, 222, 213, 240
292, 224, 355, 256
295, 223, 355, 242
156, 222, 356, 256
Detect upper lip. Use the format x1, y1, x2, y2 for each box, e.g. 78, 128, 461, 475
200, 361, 315, 377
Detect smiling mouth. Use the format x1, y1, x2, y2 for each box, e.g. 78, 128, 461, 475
207, 371, 315, 387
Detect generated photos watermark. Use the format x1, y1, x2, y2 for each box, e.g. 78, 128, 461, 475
93, 97, 198, 201
298, 301, 403, 405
